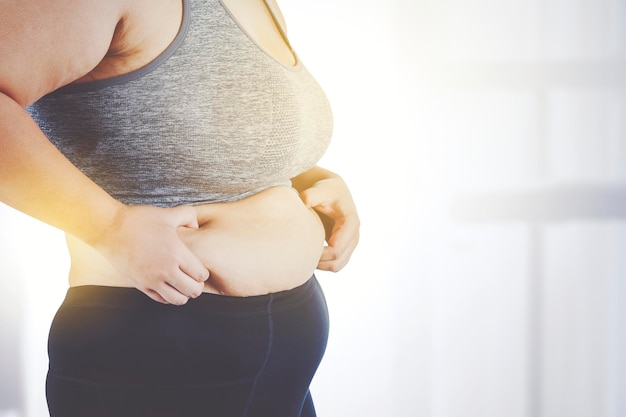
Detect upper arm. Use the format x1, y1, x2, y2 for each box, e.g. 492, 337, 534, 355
0, 0, 125, 106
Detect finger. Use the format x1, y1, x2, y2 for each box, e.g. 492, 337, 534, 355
144, 288, 170, 305
157, 281, 192, 306
317, 218, 359, 272
168, 269, 205, 299
178, 246, 211, 282
317, 242, 352, 272
299, 185, 331, 210
318, 237, 357, 271
318, 245, 337, 264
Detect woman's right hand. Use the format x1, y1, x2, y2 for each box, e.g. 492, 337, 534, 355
91, 204, 210, 305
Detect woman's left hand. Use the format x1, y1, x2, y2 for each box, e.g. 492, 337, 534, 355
299, 175, 360, 272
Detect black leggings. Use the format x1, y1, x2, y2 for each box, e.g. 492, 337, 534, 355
46, 276, 329, 417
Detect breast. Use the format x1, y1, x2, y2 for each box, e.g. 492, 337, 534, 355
26, 1, 332, 207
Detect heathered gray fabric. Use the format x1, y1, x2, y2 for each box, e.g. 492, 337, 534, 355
27, 0, 332, 207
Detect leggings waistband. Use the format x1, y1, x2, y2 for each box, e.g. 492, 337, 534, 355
61, 275, 319, 316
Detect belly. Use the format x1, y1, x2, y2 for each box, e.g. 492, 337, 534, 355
67, 186, 326, 296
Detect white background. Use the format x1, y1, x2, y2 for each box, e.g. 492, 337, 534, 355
1, 0, 625, 416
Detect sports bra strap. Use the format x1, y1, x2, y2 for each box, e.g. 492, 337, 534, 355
261, 0, 295, 56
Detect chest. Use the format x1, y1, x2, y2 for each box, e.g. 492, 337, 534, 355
29, 0, 333, 206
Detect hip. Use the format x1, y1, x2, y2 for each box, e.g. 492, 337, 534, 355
47, 276, 329, 416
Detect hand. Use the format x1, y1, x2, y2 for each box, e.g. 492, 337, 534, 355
92, 205, 210, 305
299, 176, 360, 272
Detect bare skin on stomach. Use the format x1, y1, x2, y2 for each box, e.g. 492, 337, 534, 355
67, 186, 326, 296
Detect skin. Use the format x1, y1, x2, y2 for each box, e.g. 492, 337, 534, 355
0, 0, 359, 303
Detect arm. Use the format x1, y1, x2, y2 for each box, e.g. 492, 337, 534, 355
292, 166, 360, 272
0, 0, 208, 304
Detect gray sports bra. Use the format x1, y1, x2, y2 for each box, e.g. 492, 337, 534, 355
27, 0, 333, 207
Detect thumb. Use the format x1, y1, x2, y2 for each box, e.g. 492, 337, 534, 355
168, 205, 200, 229
299, 186, 328, 209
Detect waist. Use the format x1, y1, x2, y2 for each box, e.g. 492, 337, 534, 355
62, 275, 321, 314
67, 186, 326, 296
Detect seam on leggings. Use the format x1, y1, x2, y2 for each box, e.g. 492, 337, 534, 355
241, 293, 274, 417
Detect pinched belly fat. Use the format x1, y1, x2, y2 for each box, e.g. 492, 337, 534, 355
67, 186, 326, 296
184, 186, 326, 295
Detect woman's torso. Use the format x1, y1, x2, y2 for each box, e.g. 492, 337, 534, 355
28, 0, 332, 296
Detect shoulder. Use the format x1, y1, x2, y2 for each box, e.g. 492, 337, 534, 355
0, 0, 128, 106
